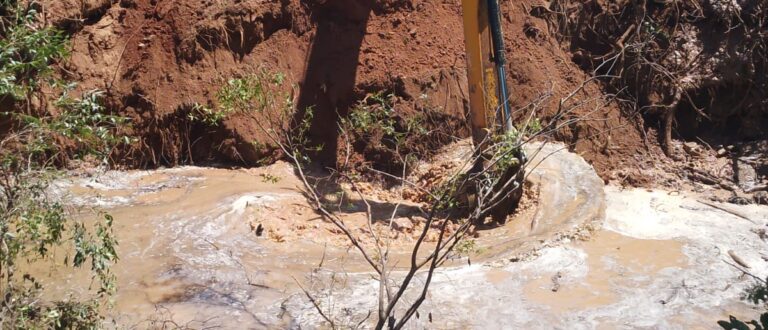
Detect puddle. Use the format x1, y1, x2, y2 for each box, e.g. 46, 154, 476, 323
484, 268, 513, 285
44, 164, 329, 327
581, 231, 687, 273
370, 188, 768, 329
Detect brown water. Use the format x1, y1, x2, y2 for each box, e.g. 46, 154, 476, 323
50, 162, 528, 326
46, 165, 335, 327
46, 142, 700, 328
522, 231, 687, 312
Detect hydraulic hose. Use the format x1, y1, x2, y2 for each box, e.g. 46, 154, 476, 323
486, 0, 512, 132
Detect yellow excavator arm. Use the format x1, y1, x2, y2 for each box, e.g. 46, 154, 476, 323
461, 0, 525, 224
461, 0, 512, 146
462, 0, 492, 145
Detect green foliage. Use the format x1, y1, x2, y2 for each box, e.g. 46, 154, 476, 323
8, 89, 131, 163
719, 279, 768, 329
11, 298, 103, 330
194, 71, 289, 127
454, 239, 484, 256
291, 106, 323, 163
430, 174, 466, 211
217, 75, 268, 115
347, 92, 398, 136
54, 89, 131, 158
259, 173, 281, 184
72, 213, 118, 295
212, 69, 320, 163
516, 118, 542, 137
0, 3, 121, 327
187, 103, 228, 126
344, 92, 426, 149
187, 75, 264, 126
340, 91, 429, 174
0, 146, 119, 327
46, 300, 103, 329
0, 3, 68, 99
487, 130, 525, 179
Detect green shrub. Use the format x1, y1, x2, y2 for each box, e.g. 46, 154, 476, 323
0, 89, 125, 325
210, 70, 319, 163
0, 144, 119, 328
340, 91, 429, 174
0, 3, 121, 328
187, 103, 227, 126
345, 92, 427, 147
0, 1, 68, 99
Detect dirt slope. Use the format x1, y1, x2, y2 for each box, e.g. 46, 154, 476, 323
43, 0, 646, 179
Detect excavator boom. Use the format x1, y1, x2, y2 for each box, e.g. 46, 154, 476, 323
460, 0, 524, 224
461, 0, 512, 145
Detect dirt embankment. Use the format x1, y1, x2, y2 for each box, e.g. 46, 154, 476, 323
532, 0, 767, 195
544, 0, 767, 142
26, 0, 768, 195
34, 0, 649, 180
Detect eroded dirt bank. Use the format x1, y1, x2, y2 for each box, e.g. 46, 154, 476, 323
24, 0, 763, 202
39, 0, 647, 178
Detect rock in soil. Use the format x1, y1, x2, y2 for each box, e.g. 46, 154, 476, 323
755, 191, 768, 205
736, 159, 759, 191
392, 217, 414, 232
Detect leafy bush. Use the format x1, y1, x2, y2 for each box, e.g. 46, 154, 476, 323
189, 71, 290, 127
207, 69, 318, 163
8, 88, 131, 165
345, 92, 426, 148
340, 91, 429, 174
347, 92, 399, 137
0, 1, 68, 99
1, 125, 120, 328
187, 103, 227, 126
0, 2, 122, 328
0, 89, 125, 327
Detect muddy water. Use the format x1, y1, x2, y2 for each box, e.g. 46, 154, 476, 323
51, 165, 337, 327
43, 142, 608, 327
522, 231, 686, 313
379, 187, 768, 329
45, 142, 768, 328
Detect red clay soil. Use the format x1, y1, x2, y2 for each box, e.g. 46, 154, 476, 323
42, 0, 648, 180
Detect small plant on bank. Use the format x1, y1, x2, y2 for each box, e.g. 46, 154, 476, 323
187, 103, 227, 126
259, 173, 281, 184
345, 91, 428, 146
189, 71, 293, 127
206, 70, 319, 162
0, 2, 68, 100
454, 239, 483, 256
340, 91, 428, 174
346, 92, 398, 136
